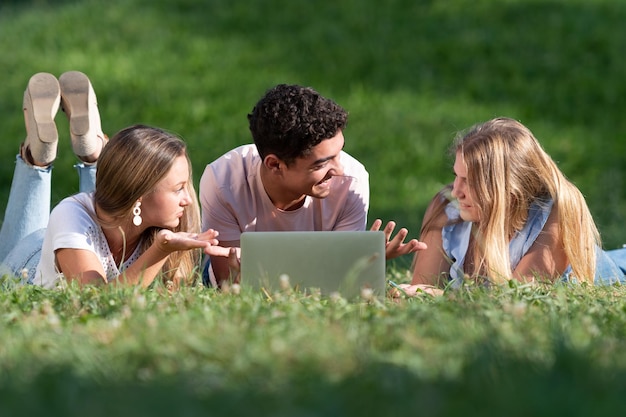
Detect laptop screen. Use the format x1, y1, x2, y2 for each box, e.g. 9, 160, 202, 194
240, 231, 386, 299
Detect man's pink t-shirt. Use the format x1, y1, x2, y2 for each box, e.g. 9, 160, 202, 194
199, 144, 369, 242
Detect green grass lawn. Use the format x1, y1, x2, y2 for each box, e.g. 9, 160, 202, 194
2, 280, 626, 416
1, 0, 626, 414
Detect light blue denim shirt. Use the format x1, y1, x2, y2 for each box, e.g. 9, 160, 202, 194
441, 198, 625, 286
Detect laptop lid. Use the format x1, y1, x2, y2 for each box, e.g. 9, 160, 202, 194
240, 231, 386, 299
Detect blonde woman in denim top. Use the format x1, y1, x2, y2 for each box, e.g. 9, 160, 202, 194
398, 118, 625, 296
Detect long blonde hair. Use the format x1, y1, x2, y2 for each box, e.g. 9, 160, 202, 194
94, 125, 201, 285
452, 117, 599, 283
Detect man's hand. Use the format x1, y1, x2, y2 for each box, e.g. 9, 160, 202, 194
227, 247, 241, 284
369, 219, 427, 260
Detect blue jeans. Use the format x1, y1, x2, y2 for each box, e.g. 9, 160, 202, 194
202, 257, 214, 287
0, 155, 96, 281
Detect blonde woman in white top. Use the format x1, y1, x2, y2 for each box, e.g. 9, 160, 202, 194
0, 72, 228, 288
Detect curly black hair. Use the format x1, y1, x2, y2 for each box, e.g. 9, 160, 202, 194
247, 84, 348, 165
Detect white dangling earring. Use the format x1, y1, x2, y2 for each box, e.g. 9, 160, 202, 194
132, 201, 142, 226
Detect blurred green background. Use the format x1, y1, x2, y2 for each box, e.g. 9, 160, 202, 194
1, 0, 625, 257
2, 2, 626, 415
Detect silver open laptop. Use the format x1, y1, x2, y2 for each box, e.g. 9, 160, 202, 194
240, 231, 386, 298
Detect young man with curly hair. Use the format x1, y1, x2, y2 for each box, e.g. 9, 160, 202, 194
199, 84, 421, 286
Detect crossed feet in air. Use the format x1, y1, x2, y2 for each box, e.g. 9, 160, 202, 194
21, 71, 108, 167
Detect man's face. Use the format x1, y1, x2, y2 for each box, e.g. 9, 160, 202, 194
281, 130, 345, 200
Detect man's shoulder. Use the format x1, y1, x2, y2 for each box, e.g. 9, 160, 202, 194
212, 144, 258, 170
203, 144, 261, 181
213, 144, 259, 165
340, 150, 368, 176
200, 145, 262, 205
338, 151, 369, 189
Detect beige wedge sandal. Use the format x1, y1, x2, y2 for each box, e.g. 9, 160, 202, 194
59, 71, 107, 163
22, 72, 61, 166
